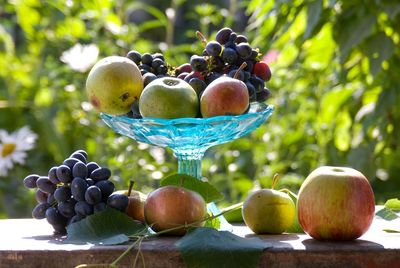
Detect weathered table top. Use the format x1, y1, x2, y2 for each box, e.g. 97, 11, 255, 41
0, 212, 399, 268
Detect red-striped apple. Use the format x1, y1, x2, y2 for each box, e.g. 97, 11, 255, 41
297, 166, 375, 240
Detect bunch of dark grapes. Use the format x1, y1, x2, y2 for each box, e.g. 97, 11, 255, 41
173, 28, 272, 103
23, 150, 129, 235
126, 51, 170, 87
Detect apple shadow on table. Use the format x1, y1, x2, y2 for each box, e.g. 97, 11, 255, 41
301, 238, 384, 250
245, 233, 300, 249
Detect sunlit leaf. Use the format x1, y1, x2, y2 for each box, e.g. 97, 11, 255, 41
66, 208, 148, 245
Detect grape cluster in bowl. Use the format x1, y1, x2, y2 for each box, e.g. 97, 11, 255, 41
23, 150, 128, 235
125, 27, 272, 118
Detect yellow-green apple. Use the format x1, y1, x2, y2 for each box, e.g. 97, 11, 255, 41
144, 185, 206, 235
297, 166, 375, 241
242, 189, 296, 234
139, 77, 199, 119
86, 56, 143, 115
200, 76, 249, 118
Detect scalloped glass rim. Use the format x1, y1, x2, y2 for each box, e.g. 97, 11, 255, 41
101, 102, 273, 126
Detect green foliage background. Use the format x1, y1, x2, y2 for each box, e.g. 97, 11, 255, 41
0, 0, 399, 218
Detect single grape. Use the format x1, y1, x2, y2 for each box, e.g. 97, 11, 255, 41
54, 186, 71, 203
107, 194, 129, 212
35, 189, 48, 204
47, 193, 56, 204
138, 64, 151, 72
58, 201, 76, 218
86, 178, 95, 186
72, 161, 88, 179
205, 41, 222, 57
151, 58, 164, 69
229, 32, 237, 42
86, 162, 100, 177
190, 55, 207, 72
71, 177, 89, 201
236, 43, 252, 59
256, 88, 271, 102
222, 47, 238, 65
32, 203, 51, 219
189, 78, 207, 95
90, 167, 111, 182
152, 52, 165, 61
143, 72, 157, 87
216, 27, 232, 44
74, 201, 94, 216
243, 71, 251, 81
126, 50, 142, 64
23, 174, 39, 189
184, 71, 204, 83
249, 75, 264, 93
48, 166, 59, 184
52, 224, 67, 235
45, 207, 68, 227
94, 202, 107, 213
176, 63, 192, 75
56, 165, 72, 183
63, 158, 81, 170
141, 53, 153, 65
95, 180, 115, 199
36, 176, 56, 194
224, 41, 236, 49
69, 214, 85, 224
236, 35, 248, 44
250, 49, 259, 60
70, 152, 87, 164
85, 185, 102, 205
130, 100, 142, 119
177, 72, 189, 80
205, 72, 221, 84
245, 82, 257, 102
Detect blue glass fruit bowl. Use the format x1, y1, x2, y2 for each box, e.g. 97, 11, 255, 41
101, 102, 273, 229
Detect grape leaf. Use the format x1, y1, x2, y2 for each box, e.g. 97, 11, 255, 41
175, 227, 270, 268
384, 198, 400, 211
160, 174, 223, 203
376, 207, 399, 221
66, 208, 148, 245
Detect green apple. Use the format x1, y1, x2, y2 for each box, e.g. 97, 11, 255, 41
297, 166, 375, 240
242, 189, 296, 234
139, 77, 199, 119
86, 56, 143, 115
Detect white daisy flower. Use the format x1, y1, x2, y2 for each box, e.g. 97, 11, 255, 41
60, 43, 99, 73
0, 126, 38, 177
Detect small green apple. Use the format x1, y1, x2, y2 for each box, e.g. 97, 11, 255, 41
242, 189, 296, 234
139, 77, 199, 119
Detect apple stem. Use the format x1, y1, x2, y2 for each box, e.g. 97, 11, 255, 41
196, 31, 208, 47
128, 180, 135, 196
271, 173, 280, 190
234, 62, 247, 79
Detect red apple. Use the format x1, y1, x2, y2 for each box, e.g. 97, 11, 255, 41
297, 166, 375, 241
144, 186, 207, 235
200, 76, 249, 118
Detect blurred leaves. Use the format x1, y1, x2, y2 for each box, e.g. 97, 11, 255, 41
1, 0, 400, 218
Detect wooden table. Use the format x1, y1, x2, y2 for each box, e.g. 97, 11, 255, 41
0, 213, 399, 268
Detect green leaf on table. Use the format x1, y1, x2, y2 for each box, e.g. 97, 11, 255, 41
384, 198, 400, 211
383, 229, 400, 233
175, 227, 270, 268
376, 207, 399, 221
66, 208, 148, 245
160, 174, 223, 203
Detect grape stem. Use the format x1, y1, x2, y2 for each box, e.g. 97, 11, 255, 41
106, 202, 244, 268
234, 62, 247, 79
196, 31, 208, 47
